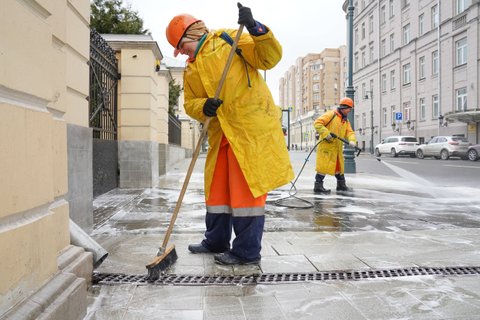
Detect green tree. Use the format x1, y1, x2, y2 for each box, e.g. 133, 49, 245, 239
169, 80, 183, 116
90, 0, 148, 34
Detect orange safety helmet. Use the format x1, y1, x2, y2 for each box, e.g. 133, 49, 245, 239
166, 14, 201, 49
339, 97, 354, 108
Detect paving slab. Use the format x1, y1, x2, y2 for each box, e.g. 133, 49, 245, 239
86, 153, 480, 319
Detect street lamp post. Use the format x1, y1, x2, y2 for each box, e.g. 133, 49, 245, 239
343, 0, 356, 173
299, 120, 303, 150
365, 91, 374, 154
282, 108, 291, 150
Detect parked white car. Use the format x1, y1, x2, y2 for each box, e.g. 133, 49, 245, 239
374, 136, 419, 157
416, 136, 470, 160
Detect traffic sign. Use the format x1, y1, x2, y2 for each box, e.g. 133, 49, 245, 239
395, 112, 403, 121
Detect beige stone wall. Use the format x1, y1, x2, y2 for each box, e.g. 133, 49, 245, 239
0, 0, 89, 315
112, 45, 165, 142
156, 68, 170, 145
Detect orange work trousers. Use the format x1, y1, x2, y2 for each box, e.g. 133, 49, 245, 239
206, 136, 267, 216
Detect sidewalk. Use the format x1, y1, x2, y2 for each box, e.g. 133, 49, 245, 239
85, 152, 480, 320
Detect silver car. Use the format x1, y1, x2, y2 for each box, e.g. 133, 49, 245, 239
467, 144, 480, 161
416, 136, 470, 160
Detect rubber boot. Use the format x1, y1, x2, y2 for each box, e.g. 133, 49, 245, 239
314, 174, 331, 194
335, 174, 351, 192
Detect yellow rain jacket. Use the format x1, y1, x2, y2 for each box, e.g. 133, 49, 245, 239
183, 28, 294, 199
314, 109, 356, 175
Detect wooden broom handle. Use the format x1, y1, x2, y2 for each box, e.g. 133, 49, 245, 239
161, 25, 245, 249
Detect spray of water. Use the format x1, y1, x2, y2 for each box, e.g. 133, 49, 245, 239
376, 158, 440, 198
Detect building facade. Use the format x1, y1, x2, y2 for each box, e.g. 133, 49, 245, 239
279, 47, 347, 151
351, 0, 480, 153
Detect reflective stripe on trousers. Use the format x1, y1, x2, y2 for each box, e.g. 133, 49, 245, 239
202, 135, 266, 261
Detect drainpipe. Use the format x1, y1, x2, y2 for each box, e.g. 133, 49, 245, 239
377, 1, 382, 143
437, 0, 441, 136
70, 219, 108, 268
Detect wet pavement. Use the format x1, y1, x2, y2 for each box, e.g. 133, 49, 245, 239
85, 151, 480, 319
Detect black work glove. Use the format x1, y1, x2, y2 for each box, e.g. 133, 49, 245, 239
237, 2, 256, 28
203, 98, 223, 117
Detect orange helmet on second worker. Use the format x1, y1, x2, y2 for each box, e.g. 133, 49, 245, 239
166, 14, 201, 48
339, 97, 354, 108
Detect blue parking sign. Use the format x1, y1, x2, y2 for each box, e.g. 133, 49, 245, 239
395, 112, 403, 121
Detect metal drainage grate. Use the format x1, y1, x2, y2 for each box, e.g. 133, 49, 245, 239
93, 266, 480, 286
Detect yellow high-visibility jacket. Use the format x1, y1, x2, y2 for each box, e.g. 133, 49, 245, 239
183, 28, 294, 199
314, 109, 356, 175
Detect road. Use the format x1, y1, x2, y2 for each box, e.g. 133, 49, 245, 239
354, 153, 480, 188
288, 149, 480, 188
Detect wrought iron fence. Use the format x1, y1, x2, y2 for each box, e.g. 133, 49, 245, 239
168, 114, 182, 146
89, 29, 119, 140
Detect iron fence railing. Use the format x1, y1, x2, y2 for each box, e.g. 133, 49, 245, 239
89, 29, 119, 140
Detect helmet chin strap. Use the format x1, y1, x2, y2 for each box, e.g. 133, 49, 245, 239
337, 107, 348, 120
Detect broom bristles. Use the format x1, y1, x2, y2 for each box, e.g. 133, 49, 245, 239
146, 245, 178, 281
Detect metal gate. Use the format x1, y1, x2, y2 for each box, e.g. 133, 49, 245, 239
89, 29, 119, 139
89, 29, 120, 197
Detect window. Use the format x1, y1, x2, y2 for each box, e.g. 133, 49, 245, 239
455, 0, 468, 15
355, 28, 358, 45
369, 45, 374, 63
382, 74, 387, 92
456, 37, 467, 66
402, 0, 410, 9
362, 113, 367, 128
391, 105, 396, 124
381, 39, 386, 57
419, 98, 426, 120
354, 53, 359, 71
361, 50, 366, 67
390, 33, 395, 52
419, 14, 425, 36
382, 107, 387, 127
431, 5, 438, 29
362, 83, 366, 99
369, 15, 374, 33
403, 24, 410, 45
432, 50, 439, 75
370, 79, 374, 92
380, 5, 386, 24
403, 102, 411, 121
403, 63, 411, 85
432, 95, 439, 117
419, 56, 425, 79
456, 87, 467, 111
390, 70, 396, 90
361, 22, 366, 39
389, 0, 394, 18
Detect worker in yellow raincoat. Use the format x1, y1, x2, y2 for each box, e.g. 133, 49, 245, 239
313, 97, 356, 193
166, 3, 293, 265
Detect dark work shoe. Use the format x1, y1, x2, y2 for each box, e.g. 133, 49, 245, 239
214, 252, 260, 265
188, 243, 214, 254
336, 180, 352, 192
314, 181, 331, 194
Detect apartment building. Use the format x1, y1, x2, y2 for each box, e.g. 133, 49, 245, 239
279, 47, 346, 151
352, 0, 480, 153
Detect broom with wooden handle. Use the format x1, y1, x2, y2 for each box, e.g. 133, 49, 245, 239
146, 18, 245, 282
